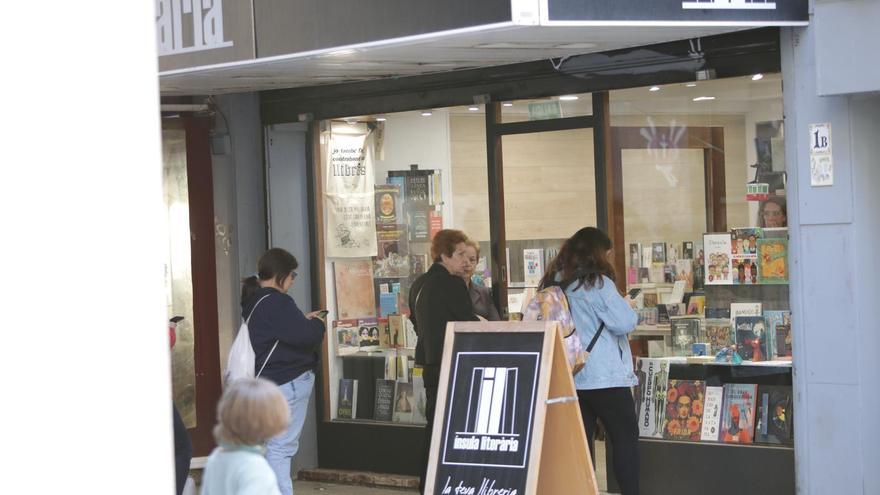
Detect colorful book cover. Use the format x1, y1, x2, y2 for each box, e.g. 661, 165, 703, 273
337, 378, 358, 419
334, 320, 360, 356
376, 318, 392, 348
670, 317, 702, 356
634, 358, 670, 438
686, 294, 705, 316
703, 233, 734, 285
700, 386, 724, 441
735, 315, 768, 361
374, 184, 401, 226
357, 318, 381, 350
662, 380, 706, 441
757, 238, 789, 284
428, 210, 443, 240
523, 248, 545, 287
705, 319, 733, 353
651, 242, 667, 264
733, 257, 759, 285
720, 384, 758, 444
379, 292, 398, 317
334, 260, 377, 319
675, 259, 694, 291
373, 379, 396, 421
755, 385, 793, 445
627, 266, 638, 285
374, 225, 409, 278
392, 382, 414, 423
731, 228, 761, 257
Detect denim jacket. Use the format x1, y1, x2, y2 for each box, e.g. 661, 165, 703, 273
566, 275, 638, 390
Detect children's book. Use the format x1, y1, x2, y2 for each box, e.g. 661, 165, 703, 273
662, 380, 706, 441
356, 318, 381, 351
634, 358, 670, 438
755, 385, 794, 445
703, 233, 734, 285
337, 379, 358, 419
730, 302, 763, 329
700, 386, 724, 441
731, 228, 761, 257
757, 238, 789, 284
720, 384, 758, 444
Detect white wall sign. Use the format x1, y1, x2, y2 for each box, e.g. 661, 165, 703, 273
809, 123, 833, 187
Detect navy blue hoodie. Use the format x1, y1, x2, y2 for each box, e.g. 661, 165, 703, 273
242, 287, 325, 385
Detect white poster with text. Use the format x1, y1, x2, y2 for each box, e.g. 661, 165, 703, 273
324, 125, 377, 258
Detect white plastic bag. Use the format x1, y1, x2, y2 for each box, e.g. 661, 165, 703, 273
224, 294, 271, 386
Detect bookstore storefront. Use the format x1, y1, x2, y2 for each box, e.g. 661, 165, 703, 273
262, 28, 794, 494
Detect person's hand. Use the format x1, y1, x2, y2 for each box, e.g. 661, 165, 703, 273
624, 295, 638, 308
476, 315, 488, 322
306, 310, 324, 321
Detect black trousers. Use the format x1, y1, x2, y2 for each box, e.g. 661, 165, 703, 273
419, 365, 440, 495
577, 387, 640, 495
172, 404, 192, 495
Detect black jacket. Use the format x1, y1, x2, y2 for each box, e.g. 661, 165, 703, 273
409, 263, 478, 368
242, 287, 325, 385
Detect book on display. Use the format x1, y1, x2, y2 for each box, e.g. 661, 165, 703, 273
662, 380, 706, 441
700, 386, 724, 441
755, 385, 794, 445
634, 358, 670, 438
337, 379, 358, 419
720, 384, 758, 444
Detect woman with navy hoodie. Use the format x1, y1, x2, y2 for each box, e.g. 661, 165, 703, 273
240, 248, 326, 495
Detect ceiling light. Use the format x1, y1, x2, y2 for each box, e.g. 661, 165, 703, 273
325, 48, 357, 57
375, 117, 387, 122
693, 96, 716, 102
686, 83, 697, 87
649, 86, 660, 92
421, 111, 433, 117
751, 73, 764, 81
502, 102, 513, 107
558, 95, 579, 101
468, 106, 479, 112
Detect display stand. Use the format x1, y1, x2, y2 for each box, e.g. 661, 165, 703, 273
424, 321, 598, 495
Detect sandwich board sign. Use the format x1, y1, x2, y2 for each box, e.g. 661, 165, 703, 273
425, 320, 598, 495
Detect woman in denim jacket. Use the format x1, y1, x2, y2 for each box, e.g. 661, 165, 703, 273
540, 227, 640, 495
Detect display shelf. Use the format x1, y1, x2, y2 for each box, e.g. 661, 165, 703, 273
639, 436, 794, 451
631, 324, 670, 337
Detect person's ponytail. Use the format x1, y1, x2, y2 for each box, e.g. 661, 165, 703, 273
240, 276, 260, 309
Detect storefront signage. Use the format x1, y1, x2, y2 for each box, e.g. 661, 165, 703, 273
157, 0, 255, 72
324, 124, 378, 258
527, 101, 562, 121
809, 123, 833, 187
746, 183, 770, 201
425, 322, 598, 494
544, 0, 808, 24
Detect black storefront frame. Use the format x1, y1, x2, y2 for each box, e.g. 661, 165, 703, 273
263, 27, 787, 484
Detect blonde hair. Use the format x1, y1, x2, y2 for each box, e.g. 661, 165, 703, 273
213, 378, 289, 446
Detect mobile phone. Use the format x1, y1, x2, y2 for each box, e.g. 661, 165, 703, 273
627, 288, 642, 298
315, 309, 329, 319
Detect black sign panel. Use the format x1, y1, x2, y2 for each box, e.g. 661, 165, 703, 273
432, 331, 544, 495
548, 0, 808, 23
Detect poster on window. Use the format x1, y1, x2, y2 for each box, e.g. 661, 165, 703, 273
325, 124, 377, 258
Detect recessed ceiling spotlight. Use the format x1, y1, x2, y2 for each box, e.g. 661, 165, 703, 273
649, 86, 661, 92
421, 111, 433, 117
375, 117, 387, 122
502, 102, 513, 107
468, 106, 479, 112
751, 73, 764, 81
558, 95, 579, 101
693, 96, 716, 102
686, 83, 697, 87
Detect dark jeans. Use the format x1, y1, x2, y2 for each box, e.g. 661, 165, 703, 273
172, 404, 192, 495
577, 387, 640, 495
419, 365, 440, 495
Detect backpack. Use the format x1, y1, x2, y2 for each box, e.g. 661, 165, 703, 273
522, 285, 603, 376
224, 294, 278, 386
